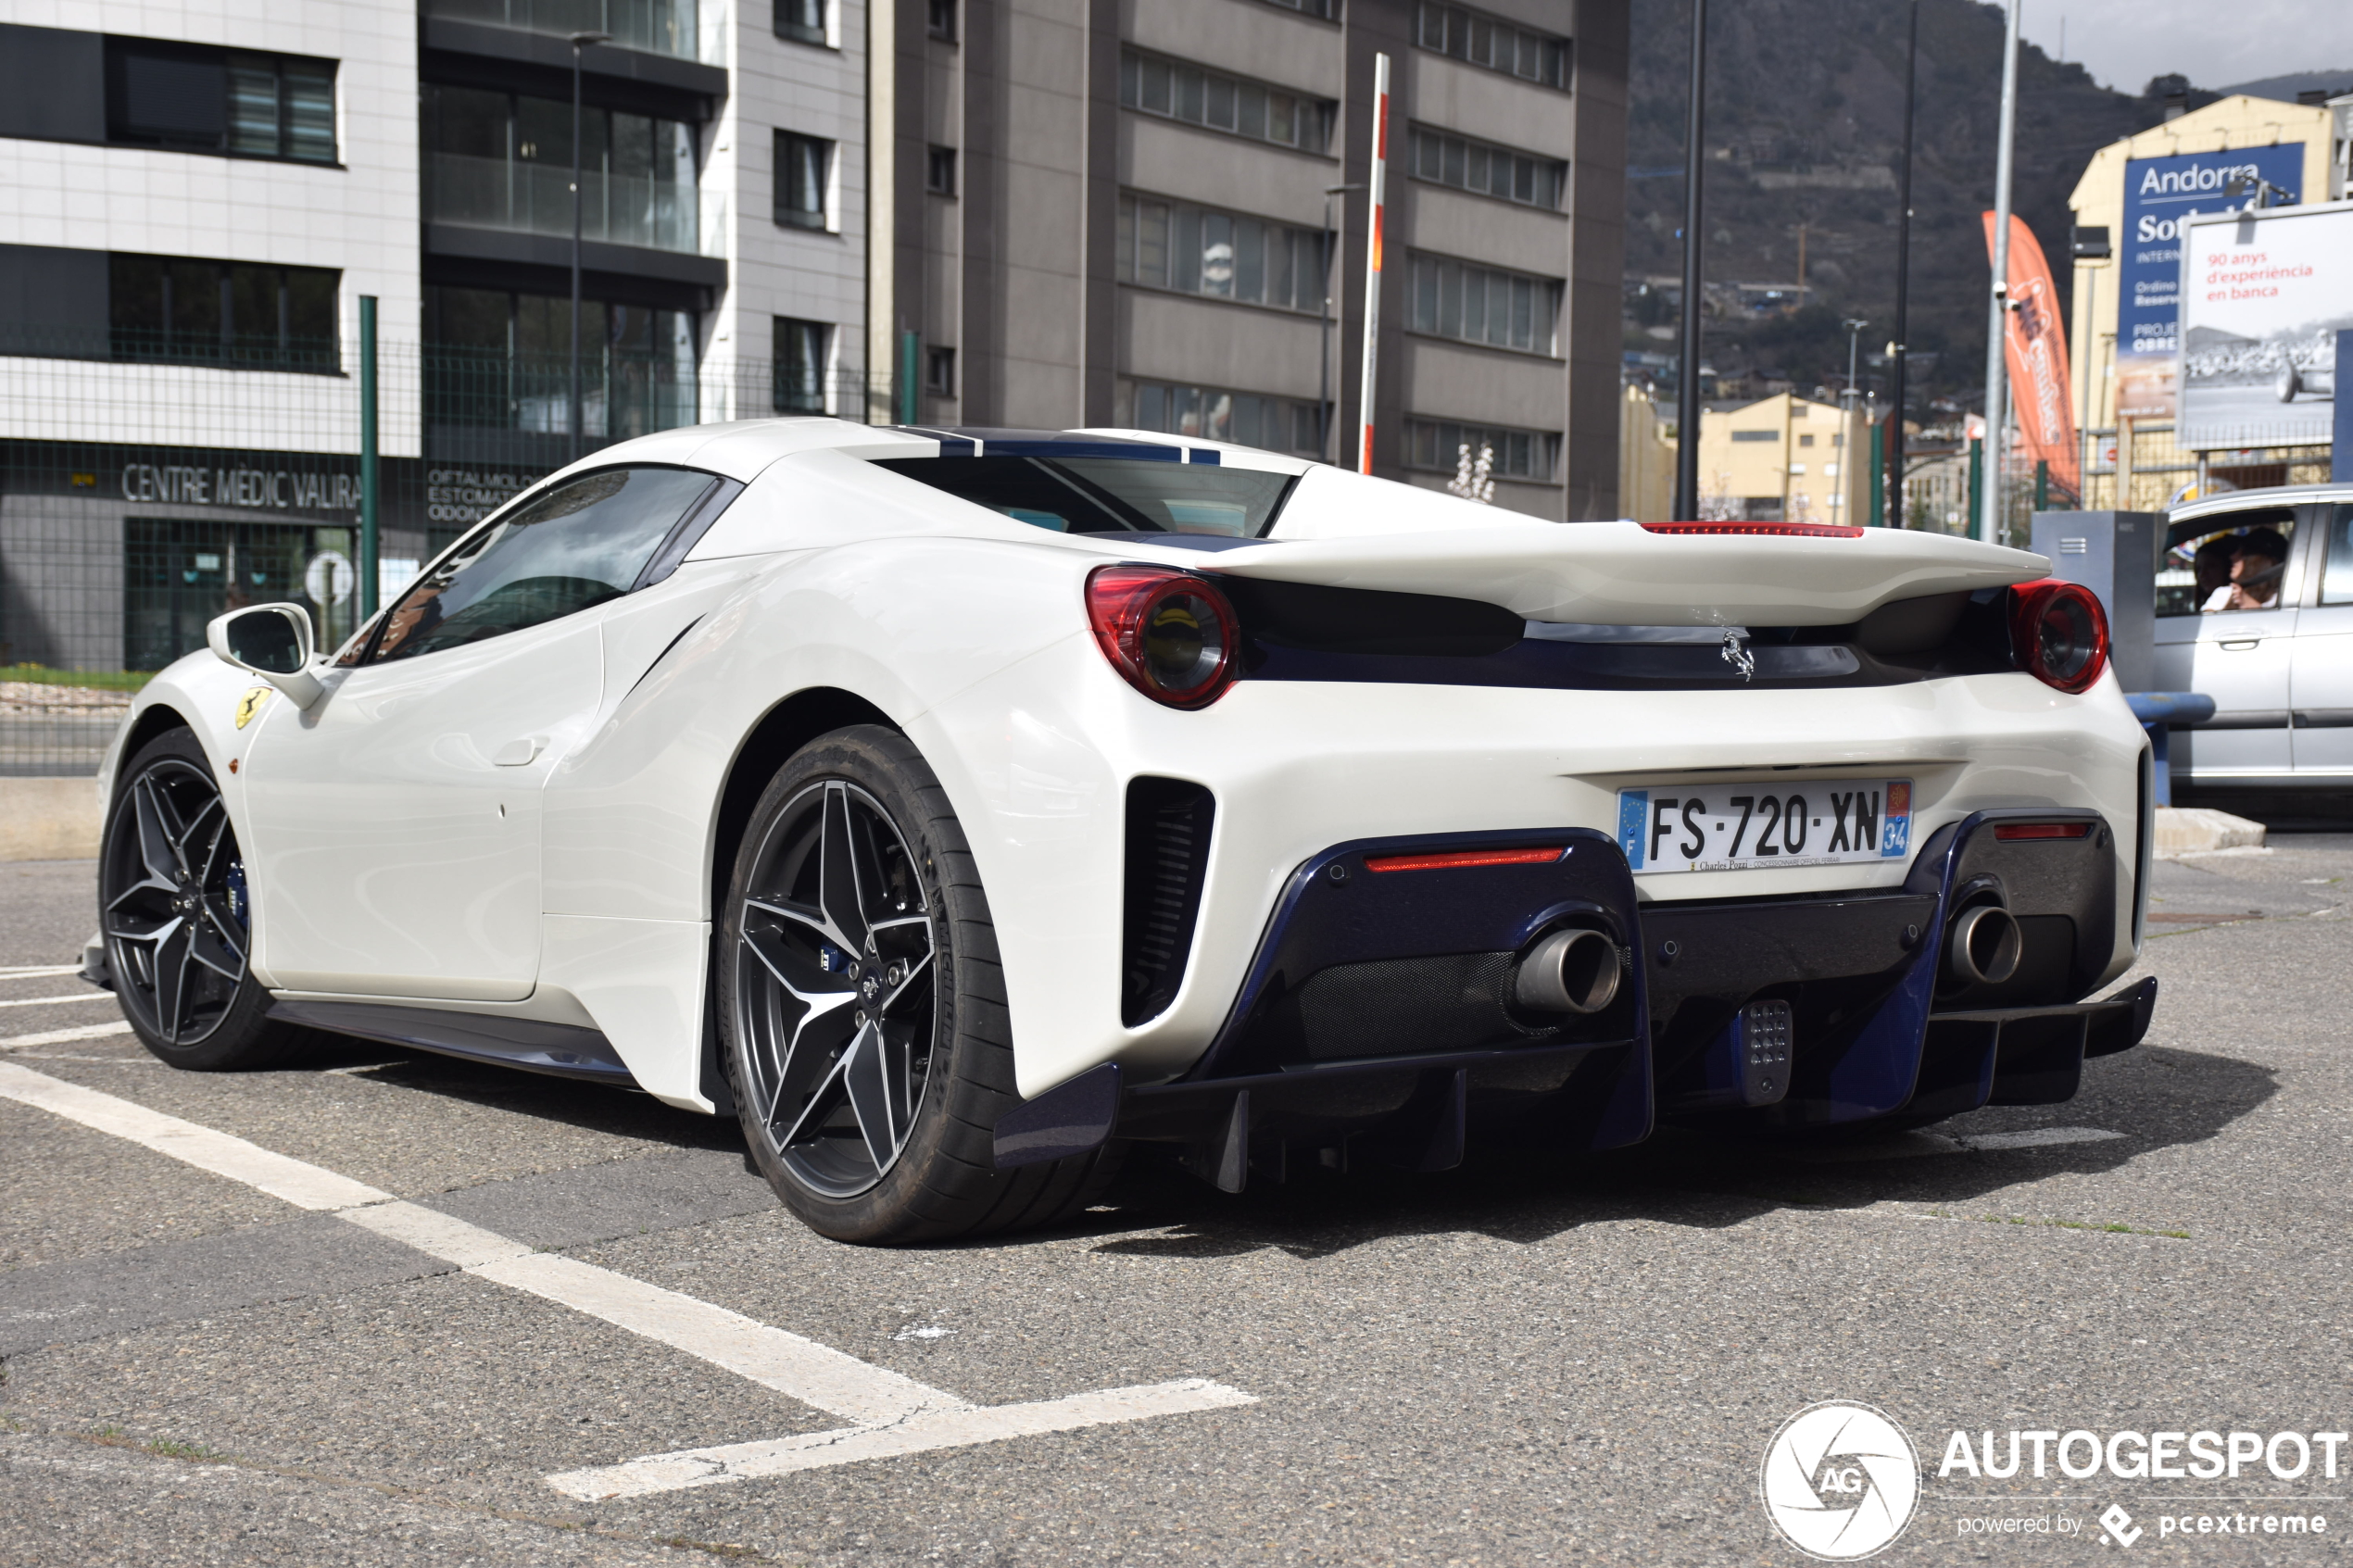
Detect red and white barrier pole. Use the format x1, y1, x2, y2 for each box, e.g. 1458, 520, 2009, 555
1357, 52, 1390, 475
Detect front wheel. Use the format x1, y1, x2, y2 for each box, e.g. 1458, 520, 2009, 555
719, 725, 1116, 1244
101, 726, 305, 1070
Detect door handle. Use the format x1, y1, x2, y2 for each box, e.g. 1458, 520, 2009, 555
2218, 639, 2260, 651
493, 737, 545, 767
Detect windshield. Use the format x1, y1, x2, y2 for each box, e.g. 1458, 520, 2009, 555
874, 456, 1297, 537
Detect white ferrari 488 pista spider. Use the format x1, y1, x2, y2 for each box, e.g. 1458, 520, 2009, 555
92, 420, 2157, 1242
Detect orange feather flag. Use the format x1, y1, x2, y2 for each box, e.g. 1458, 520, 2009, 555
1982, 213, 2080, 498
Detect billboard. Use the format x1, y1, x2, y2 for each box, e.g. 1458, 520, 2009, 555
1982, 212, 2078, 495
2179, 200, 2353, 450
2117, 145, 2305, 418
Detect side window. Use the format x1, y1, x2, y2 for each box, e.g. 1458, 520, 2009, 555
2321, 504, 2353, 607
370, 467, 717, 663
2157, 507, 2295, 619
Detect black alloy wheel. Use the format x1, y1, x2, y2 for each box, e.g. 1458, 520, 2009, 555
720, 726, 1120, 1243
734, 778, 938, 1198
101, 727, 302, 1070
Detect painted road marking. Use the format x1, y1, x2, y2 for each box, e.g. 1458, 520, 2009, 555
0, 1061, 391, 1210
0, 992, 118, 1009
0, 965, 86, 978
1, 1022, 133, 1050
547, 1380, 1261, 1500
0, 1061, 1257, 1489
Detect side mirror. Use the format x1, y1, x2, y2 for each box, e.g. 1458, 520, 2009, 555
207, 603, 324, 709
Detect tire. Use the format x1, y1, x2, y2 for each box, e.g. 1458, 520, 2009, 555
719, 725, 1119, 1245
2275, 365, 2302, 403
100, 726, 306, 1071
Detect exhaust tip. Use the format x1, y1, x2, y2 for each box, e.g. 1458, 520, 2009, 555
1516, 927, 1622, 1015
1945, 904, 2022, 986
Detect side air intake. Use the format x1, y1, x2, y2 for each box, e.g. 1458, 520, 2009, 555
1121, 778, 1215, 1026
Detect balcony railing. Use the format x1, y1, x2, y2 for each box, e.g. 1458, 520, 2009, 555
428, 153, 698, 256
424, 0, 703, 62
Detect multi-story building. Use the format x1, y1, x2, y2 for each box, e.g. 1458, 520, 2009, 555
1692, 393, 1866, 527
882, 0, 1627, 518
0, 0, 1624, 702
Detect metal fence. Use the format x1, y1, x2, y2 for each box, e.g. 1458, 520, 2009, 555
0, 338, 888, 774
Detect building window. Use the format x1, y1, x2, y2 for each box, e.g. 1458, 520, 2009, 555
1118, 50, 1333, 154
926, 145, 958, 195
926, 346, 956, 396
1117, 195, 1326, 312
1405, 254, 1561, 354
1126, 380, 1320, 455
927, 0, 958, 40
1415, 4, 1569, 89
1256, 0, 1338, 16
105, 39, 337, 162
1798, 433, 1816, 446
1407, 127, 1563, 209
1405, 419, 1558, 482
425, 85, 698, 254
775, 131, 833, 229
774, 317, 831, 413
776, 0, 828, 46
1730, 429, 1778, 442
109, 254, 340, 370
423, 285, 699, 444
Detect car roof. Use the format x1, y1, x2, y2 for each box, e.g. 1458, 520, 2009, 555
2171, 483, 2353, 519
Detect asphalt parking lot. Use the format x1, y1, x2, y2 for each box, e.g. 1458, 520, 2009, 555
5, 839, 2352, 1566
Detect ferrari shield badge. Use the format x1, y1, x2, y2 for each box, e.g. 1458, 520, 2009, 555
233, 686, 273, 730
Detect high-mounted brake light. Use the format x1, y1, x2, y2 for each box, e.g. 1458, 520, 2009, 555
1640, 521, 1865, 538
1993, 822, 2093, 841
1365, 847, 1567, 873
2007, 579, 2108, 695
1085, 565, 1238, 709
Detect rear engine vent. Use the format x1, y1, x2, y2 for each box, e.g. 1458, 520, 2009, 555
1122, 778, 1215, 1026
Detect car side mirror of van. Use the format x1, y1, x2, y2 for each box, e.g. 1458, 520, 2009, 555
207, 603, 325, 709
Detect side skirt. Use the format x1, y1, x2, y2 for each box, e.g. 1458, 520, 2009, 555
266, 998, 640, 1087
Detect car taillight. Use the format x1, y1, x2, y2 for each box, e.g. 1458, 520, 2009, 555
1085, 565, 1238, 709
2007, 579, 2109, 694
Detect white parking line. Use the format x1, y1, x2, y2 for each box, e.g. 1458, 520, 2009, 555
0, 1022, 132, 1051
0, 991, 116, 1008
547, 1380, 1261, 1501
0, 1060, 1257, 1493
0, 964, 85, 978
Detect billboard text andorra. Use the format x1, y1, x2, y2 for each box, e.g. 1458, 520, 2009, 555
2178, 202, 2350, 451
2116, 145, 2304, 420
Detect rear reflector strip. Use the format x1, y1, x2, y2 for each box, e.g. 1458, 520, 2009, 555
1993, 822, 2094, 841
1363, 847, 1566, 873
1640, 521, 1865, 538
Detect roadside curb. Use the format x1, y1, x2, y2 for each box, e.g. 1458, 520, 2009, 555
0, 777, 102, 862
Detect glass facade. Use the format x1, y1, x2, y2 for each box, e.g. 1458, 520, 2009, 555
424, 285, 698, 444
1124, 380, 1319, 456
1118, 195, 1326, 312
109, 256, 340, 371
1415, 3, 1569, 88
1406, 254, 1561, 354
1408, 127, 1564, 209
1404, 420, 1559, 482
1118, 50, 1332, 154
423, 85, 699, 255
424, 0, 704, 62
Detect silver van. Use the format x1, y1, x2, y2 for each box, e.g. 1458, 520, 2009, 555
2156, 485, 2353, 788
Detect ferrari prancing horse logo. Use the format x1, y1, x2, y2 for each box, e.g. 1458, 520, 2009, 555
233, 686, 273, 730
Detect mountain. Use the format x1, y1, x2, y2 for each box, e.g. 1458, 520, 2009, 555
1623, 0, 2177, 417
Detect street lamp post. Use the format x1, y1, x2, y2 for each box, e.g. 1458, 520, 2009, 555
1842, 317, 1869, 408
1671, 0, 1706, 520
569, 29, 611, 466
1320, 183, 1363, 466
1888, 0, 1919, 528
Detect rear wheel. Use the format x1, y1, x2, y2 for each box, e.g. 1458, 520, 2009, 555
720, 725, 1116, 1244
101, 727, 303, 1070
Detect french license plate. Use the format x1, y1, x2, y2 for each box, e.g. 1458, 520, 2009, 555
1616, 779, 1913, 873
